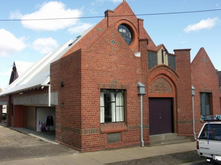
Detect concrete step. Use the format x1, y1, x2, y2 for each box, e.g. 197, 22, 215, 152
150, 133, 192, 146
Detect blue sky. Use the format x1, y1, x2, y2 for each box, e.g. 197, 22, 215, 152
0, 0, 220, 90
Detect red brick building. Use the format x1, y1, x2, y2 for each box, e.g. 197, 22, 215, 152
219, 71, 221, 110
0, 1, 220, 152
191, 48, 221, 132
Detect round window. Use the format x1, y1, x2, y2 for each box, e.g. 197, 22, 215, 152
118, 24, 132, 45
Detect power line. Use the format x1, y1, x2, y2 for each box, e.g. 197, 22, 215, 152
0, 8, 221, 22
137, 8, 221, 16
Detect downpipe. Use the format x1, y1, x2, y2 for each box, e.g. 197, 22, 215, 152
140, 95, 144, 147
192, 95, 196, 140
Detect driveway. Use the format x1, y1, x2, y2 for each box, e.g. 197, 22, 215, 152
0, 125, 77, 162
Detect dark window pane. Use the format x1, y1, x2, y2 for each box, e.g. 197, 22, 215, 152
168, 55, 176, 70
200, 93, 211, 115
118, 24, 132, 45
199, 124, 221, 141
100, 90, 125, 123
148, 51, 157, 70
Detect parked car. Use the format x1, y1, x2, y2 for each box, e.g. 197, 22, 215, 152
197, 116, 221, 164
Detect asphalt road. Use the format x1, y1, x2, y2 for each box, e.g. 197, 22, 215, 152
106, 151, 209, 165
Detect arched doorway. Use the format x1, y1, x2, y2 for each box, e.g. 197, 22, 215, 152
148, 70, 178, 135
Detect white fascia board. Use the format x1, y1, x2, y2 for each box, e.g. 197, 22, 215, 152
41, 76, 50, 86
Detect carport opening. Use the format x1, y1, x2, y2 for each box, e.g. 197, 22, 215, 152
1, 105, 7, 126
22, 106, 55, 140
36, 107, 55, 138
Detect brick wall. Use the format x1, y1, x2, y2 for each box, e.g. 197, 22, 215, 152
51, 49, 82, 150
220, 93, 221, 111
1, 0, 212, 152
80, 25, 143, 151
191, 48, 221, 133
174, 49, 193, 136
54, 1, 197, 151
139, 38, 149, 144
0, 1, 204, 152
60, 1, 156, 151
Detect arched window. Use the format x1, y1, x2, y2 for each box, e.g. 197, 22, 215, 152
100, 90, 125, 123
118, 24, 132, 45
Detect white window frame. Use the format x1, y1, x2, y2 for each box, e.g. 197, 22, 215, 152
100, 89, 125, 123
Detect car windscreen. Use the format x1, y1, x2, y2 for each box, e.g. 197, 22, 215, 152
199, 124, 221, 141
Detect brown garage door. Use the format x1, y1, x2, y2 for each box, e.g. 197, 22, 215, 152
24, 106, 36, 131
149, 98, 173, 135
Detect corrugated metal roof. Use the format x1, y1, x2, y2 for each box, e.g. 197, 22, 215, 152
0, 40, 73, 96
14, 61, 33, 76
0, 25, 94, 96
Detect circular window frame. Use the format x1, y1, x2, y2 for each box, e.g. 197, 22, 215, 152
115, 20, 137, 47
118, 24, 133, 45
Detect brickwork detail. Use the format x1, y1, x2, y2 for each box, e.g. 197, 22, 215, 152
150, 78, 172, 94
100, 123, 127, 133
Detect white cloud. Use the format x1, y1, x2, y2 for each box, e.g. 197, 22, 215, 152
32, 37, 58, 54
0, 29, 26, 57
110, 0, 122, 3
12, 1, 82, 31
68, 23, 94, 34
184, 17, 220, 33
9, 9, 23, 19
92, 0, 122, 5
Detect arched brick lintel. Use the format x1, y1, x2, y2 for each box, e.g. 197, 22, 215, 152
148, 65, 179, 97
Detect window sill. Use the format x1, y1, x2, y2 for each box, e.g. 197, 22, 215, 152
100, 122, 128, 134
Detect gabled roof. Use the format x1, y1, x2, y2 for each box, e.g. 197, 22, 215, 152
154, 44, 175, 56
0, 22, 96, 96
0, 39, 74, 96
63, 0, 157, 58
9, 61, 33, 85
15, 61, 33, 76
191, 47, 216, 70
